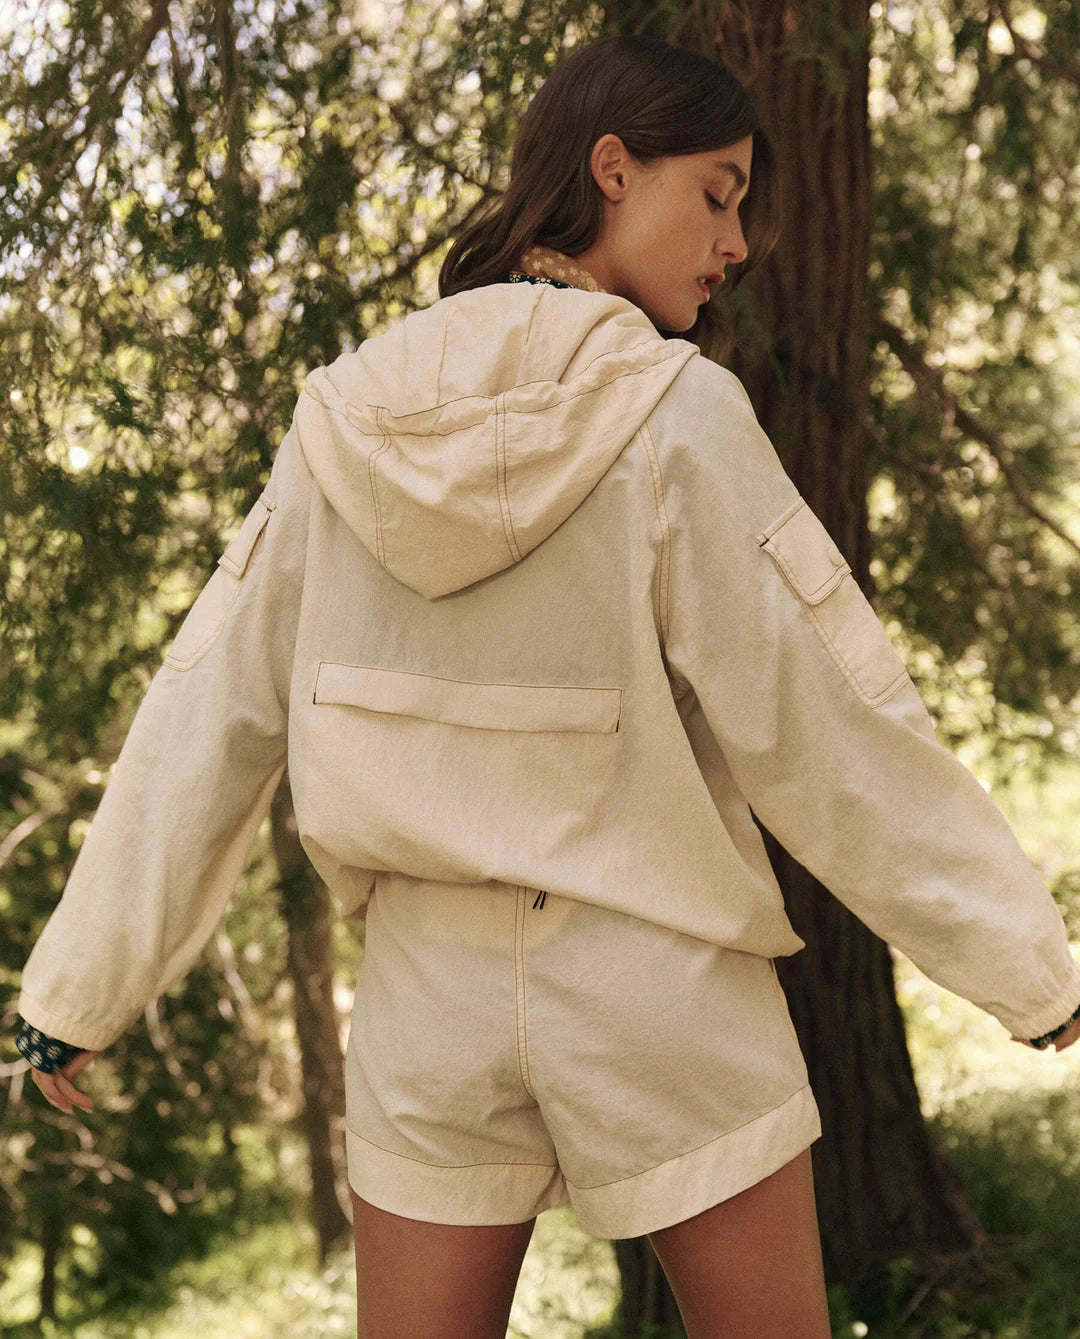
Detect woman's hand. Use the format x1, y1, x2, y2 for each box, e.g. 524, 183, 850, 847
29, 1048, 101, 1113
1011, 1016, 1080, 1052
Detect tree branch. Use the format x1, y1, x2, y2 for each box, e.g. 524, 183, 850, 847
874, 317, 1080, 562
0, 802, 67, 869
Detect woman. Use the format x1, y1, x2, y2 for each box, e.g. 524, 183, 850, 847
17, 33, 1080, 1339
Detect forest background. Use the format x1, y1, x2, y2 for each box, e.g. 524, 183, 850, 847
1, 0, 1078, 1336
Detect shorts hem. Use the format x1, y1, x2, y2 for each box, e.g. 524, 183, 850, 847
565, 1082, 823, 1239
345, 1124, 571, 1226
344, 1082, 821, 1239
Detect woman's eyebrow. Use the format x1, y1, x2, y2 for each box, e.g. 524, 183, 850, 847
711, 160, 749, 191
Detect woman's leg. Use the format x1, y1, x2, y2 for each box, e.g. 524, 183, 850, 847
647, 1146, 832, 1339
351, 1186, 536, 1339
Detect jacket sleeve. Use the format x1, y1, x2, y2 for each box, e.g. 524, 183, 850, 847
660, 365, 1080, 1044
16, 418, 312, 1054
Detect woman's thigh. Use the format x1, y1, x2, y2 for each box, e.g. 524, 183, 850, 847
647, 1145, 832, 1339
351, 1187, 536, 1339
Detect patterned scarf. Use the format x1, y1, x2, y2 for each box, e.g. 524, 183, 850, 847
512, 244, 608, 295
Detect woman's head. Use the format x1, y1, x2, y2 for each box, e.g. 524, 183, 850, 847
569, 130, 754, 333
438, 33, 781, 333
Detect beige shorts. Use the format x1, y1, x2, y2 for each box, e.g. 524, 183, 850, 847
344, 873, 822, 1240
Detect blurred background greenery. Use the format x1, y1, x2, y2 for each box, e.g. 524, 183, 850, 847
2, 0, 1078, 1334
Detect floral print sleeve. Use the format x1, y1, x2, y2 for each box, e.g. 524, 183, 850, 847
14, 1016, 83, 1073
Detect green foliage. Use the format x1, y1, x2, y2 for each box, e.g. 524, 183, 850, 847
867, 1, 1080, 776
0, 824, 302, 1318
819, 1082, 1080, 1339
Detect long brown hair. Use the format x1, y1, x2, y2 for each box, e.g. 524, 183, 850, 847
438, 34, 782, 304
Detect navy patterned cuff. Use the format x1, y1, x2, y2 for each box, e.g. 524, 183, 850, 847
14, 1017, 83, 1074
1027, 997, 1080, 1050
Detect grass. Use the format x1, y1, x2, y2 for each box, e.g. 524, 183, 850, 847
0, 1202, 621, 1338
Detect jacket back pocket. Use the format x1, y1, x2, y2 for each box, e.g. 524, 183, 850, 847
313, 662, 623, 733
758, 498, 910, 707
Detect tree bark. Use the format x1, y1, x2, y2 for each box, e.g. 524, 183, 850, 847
715, 0, 988, 1307
611, 1237, 686, 1337
271, 769, 352, 1262
39, 1199, 62, 1322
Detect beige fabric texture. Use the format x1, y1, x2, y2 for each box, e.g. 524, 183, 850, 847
18, 254, 1080, 1059
344, 873, 821, 1237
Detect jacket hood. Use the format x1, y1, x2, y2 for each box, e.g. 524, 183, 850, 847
294, 281, 700, 599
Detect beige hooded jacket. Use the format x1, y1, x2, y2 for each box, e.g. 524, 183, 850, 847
17, 248, 1080, 1054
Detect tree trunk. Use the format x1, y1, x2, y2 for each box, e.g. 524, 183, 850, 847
611, 1237, 686, 1338
39, 1200, 62, 1322
714, 0, 988, 1308
271, 769, 352, 1262
597, 0, 988, 1325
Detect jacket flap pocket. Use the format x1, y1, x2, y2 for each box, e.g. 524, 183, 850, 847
313, 662, 623, 734
217, 494, 276, 580
757, 498, 851, 605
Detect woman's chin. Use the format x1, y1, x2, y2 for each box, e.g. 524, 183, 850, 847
656, 309, 702, 335
642, 300, 698, 334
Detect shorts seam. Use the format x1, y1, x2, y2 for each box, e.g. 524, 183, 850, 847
345, 1120, 558, 1170
563, 1082, 814, 1190
514, 886, 538, 1099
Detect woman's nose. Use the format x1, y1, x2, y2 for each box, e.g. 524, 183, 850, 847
727, 218, 748, 264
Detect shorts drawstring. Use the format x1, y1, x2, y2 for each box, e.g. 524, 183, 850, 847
532, 888, 547, 909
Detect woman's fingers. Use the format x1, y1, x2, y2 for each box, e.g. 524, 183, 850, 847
28, 1050, 100, 1113
30, 1071, 73, 1112
53, 1071, 94, 1110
